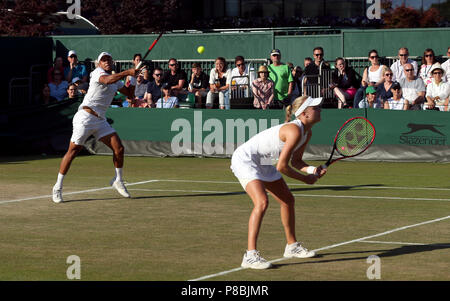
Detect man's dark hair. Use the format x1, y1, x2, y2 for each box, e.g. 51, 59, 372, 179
235, 55, 245, 63
153, 66, 163, 74
313, 47, 324, 53
133, 53, 142, 60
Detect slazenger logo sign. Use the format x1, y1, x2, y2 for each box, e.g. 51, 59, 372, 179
399, 123, 447, 145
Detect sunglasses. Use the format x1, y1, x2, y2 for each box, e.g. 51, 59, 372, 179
399, 54, 408, 56
169, 63, 176, 66
314, 53, 323, 57
385, 73, 393, 76
424, 54, 433, 57
369, 56, 378, 59
154, 73, 162, 76
236, 63, 245, 67
405, 69, 414, 72
433, 72, 443, 75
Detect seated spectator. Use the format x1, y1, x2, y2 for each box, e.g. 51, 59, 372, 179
442, 46, 450, 82
303, 47, 330, 85
71, 77, 87, 95
154, 84, 179, 108
66, 83, 80, 100
206, 57, 231, 109
64, 50, 88, 90
304, 57, 313, 69
358, 86, 382, 108
353, 49, 386, 108
330, 57, 359, 108
424, 64, 449, 111
162, 58, 188, 98
47, 56, 64, 83
231, 55, 250, 85
290, 65, 303, 100
134, 71, 149, 99
376, 68, 395, 104
35, 84, 57, 105
189, 63, 209, 108
268, 49, 294, 108
252, 65, 274, 110
419, 48, 440, 86
390, 47, 418, 82
144, 67, 164, 107
384, 82, 409, 110
398, 63, 426, 110
48, 69, 69, 101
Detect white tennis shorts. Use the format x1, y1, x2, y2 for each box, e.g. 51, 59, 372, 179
70, 110, 115, 146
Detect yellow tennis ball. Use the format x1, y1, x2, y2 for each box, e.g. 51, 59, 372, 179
197, 46, 205, 54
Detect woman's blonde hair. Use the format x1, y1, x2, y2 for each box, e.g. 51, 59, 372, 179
285, 95, 309, 123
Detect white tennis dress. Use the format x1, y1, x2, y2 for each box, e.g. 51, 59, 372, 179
231, 119, 307, 183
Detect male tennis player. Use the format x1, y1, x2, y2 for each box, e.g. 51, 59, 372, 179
52, 52, 143, 203
230, 95, 327, 269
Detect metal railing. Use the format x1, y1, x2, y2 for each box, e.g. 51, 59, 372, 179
9, 77, 31, 105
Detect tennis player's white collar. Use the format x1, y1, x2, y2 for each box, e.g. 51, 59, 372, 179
294, 97, 323, 117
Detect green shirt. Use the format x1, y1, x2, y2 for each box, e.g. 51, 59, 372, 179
268, 63, 293, 101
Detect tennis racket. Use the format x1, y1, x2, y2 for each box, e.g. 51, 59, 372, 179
320, 117, 375, 171
136, 32, 164, 70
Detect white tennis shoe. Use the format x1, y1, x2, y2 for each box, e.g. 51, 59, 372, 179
283, 242, 316, 258
52, 185, 63, 203
110, 178, 131, 198
241, 251, 272, 269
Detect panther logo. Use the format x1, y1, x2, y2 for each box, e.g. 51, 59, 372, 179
402, 123, 445, 136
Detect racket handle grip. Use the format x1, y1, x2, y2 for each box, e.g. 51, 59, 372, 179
135, 62, 143, 70
320, 164, 328, 169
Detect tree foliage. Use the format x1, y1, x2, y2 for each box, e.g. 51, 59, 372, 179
381, 0, 444, 28
0, 0, 65, 36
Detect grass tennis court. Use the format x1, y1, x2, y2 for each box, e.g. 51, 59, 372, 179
0, 155, 449, 281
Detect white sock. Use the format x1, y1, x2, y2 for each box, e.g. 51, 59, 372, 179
287, 242, 298, 248
246, 249, 257, 256
115, 168, 123, 182
55, 173, 65, 188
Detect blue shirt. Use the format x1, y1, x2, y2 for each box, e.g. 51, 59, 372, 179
64, 64, 87, 81
155, 96, 179, 108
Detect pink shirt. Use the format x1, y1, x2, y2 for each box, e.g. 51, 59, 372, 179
252, 78, 274, 108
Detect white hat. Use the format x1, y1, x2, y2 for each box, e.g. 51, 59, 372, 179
97, 52, 112, 62
430, 63, 446, 77
68, 50, 77, 57
71, 77, 81, 84
295, 97, 324, 117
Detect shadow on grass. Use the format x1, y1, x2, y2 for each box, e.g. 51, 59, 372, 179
272, 243, 450, 269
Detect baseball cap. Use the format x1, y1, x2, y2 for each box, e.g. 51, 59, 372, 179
270, 49, 281, 56
366, 86, 377, 94
294, 97, 324, 117
71, 77, 81, 84
68, 50, 77, 57
391, 82, 401, 90
97, 52, 112, 62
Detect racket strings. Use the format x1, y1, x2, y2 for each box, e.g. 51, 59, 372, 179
335, 119, 375, 156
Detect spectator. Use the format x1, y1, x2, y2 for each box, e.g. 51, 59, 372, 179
252, 65, 274, 109
47, 56, 64, 83
358, 86, 382, 108
189, 63, 209, 108
390, 47, 418, 82
304, 57, 313, 68
384, 82, 409, 110
48, 69, 69, 101
376, 67, 395, 104
64, 50, 88, 89
155, 84, 179, 108
290, 65, 303, 100
144, 67, 164, 107
71, 77, 87, 95
35, 84, 57, 105
231, 55, 250, 85
268, 49, 294, 108
330, 57, 359, 108
162, 58, 188, 98
303, 47, 331, 85
125, 53, 144, 87
419, 48, 440, 86
66, 83, 79, 100
441, 46, 450, 82
398, 63, 426, 110
353, 49, 386, 108
134, 71, 149, 99
206, 57, 231, 109
424, 64, 449, 111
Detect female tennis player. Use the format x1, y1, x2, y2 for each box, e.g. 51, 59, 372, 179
231, 95, 327, 269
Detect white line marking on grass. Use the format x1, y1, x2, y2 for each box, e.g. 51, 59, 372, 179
188, 215, 450, 281
292, 194, 450, 202
357, 240, 426, 246
0, 180, 160, 205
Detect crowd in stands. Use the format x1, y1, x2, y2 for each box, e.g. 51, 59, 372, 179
39, 45, 450, 112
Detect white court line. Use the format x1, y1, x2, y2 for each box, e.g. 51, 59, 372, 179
292, 193, 450, 202
357, 240, 426, 246
188, 215, 450, 281
0, 180, 160, 205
